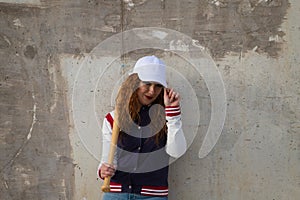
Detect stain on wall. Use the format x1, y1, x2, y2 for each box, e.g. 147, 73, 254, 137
123, 0, 290, 58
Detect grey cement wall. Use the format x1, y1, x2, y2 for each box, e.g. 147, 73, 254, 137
1, 0, 299, 200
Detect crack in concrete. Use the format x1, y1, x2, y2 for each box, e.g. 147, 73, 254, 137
47, 55, 58, 113
0, 90, 37, 174
4, 180, 9, 189
26, 91, 37, 140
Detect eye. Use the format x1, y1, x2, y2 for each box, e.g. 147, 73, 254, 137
142, 81, 152, 86
141, 81, 163, 88
155, 84, 163, 88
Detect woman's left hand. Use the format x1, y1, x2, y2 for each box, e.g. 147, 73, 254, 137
164, 88, 180, 107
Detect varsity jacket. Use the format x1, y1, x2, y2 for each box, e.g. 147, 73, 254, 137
98, 105, 187, 197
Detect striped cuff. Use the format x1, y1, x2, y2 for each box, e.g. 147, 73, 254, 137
165, 105, 181, 117
98, 169, 104, 180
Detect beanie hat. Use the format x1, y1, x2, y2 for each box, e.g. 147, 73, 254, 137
131, 55, 167, 87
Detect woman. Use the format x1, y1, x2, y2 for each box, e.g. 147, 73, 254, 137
98, 55, 187, 200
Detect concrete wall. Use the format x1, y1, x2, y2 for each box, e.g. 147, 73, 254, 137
1, 0, 299, 199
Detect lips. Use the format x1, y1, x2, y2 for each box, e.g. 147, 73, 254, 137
145, 95, 153, 100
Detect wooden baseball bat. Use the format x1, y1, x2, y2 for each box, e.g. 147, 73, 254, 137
101, 120, 120, 192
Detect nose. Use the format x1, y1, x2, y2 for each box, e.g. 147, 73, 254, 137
148, 84, 155, 94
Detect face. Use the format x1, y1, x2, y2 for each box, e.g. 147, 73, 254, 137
136, 81, 163, 106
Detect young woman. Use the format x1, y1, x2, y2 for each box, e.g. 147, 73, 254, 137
98, 55, 187, 200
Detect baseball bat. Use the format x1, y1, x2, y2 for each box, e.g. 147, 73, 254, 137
101, 120, 120, 192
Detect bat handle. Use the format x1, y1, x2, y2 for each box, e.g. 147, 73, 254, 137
101, 177, 111, 192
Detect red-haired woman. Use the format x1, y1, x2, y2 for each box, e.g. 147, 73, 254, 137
98, 55, 187, 200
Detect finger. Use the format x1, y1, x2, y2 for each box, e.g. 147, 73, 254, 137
164, 88, 172, 104
101, 171, 115, 178
164, 88, 170, 97
170, 91, 177, 102
168, 88, 174, 98
175, 93, 180, 100
105, 169, 115, 175
101, 168, 115, 177
169, 93, 174, 102
104, 167, 115, 174
174, 92, 179, 100
102, 163, 116, 175
103, 163, 116, 170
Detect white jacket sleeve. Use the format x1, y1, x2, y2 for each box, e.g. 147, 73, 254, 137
165, 106, 187, 158
97, 111, 117, 178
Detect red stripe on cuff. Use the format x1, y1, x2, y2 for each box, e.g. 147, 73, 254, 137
165, 106, 181, 116
105, 113, 114, 128
165, 105, 180, 108
166, 112, 181, 117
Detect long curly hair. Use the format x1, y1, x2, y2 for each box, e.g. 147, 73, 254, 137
115, 73, 167, 144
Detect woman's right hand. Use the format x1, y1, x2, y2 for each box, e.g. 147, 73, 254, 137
100, 163, 116, 178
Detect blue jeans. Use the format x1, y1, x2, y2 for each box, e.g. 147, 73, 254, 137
102, 192, 168, 200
